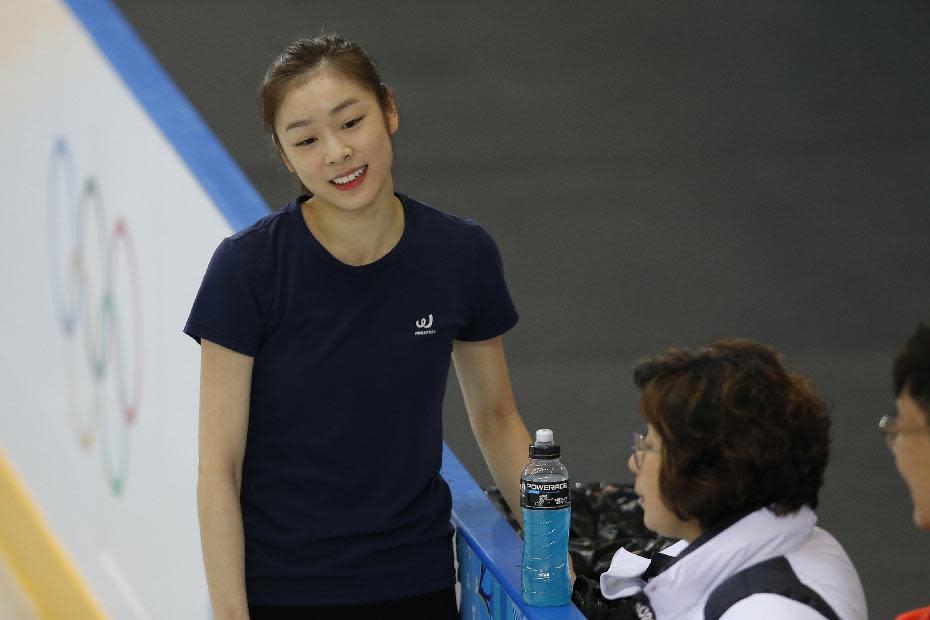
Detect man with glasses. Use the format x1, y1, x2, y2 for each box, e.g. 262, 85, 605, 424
880, 323, 930, 620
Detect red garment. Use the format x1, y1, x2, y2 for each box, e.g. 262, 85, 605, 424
897, 606, 930, 620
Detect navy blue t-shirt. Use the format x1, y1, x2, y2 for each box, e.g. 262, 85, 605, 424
184, 193, 518, 605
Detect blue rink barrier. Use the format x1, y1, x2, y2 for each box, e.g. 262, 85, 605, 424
442, 446, 586, 620
65, 2, 585, 617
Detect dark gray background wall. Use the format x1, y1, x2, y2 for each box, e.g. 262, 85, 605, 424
112, 2, 930, 616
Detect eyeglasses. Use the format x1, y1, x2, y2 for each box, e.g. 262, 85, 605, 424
878, 413, 930, 450
631, 432, 660, 470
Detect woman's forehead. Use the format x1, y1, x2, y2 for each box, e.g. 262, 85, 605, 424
278, 71, 372, 118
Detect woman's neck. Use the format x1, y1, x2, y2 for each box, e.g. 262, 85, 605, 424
301, 191, 404, 266
678, 521, 703, 544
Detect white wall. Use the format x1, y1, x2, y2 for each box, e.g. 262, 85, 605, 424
0, 1, 250, 617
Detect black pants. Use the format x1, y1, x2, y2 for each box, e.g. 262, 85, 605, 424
249, 586, 458, 620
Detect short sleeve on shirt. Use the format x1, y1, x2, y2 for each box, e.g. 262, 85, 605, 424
456, 225, 519, 341
184, 237, 266, 357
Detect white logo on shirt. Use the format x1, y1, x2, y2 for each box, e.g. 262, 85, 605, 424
414, 314, 436, 335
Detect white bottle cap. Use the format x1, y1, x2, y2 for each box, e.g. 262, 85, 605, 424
535, 428, 554, 444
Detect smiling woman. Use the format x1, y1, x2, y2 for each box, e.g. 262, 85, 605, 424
259, 36, 396, 198
272, 71, 400, 265
184, 33, 533, 620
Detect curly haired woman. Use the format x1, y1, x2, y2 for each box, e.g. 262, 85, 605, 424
599, 339, 867, 619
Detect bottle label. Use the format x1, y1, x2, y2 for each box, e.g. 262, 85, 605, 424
520, 477, 570, 509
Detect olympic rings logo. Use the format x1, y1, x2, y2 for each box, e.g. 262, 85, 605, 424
46, 138, 144, 496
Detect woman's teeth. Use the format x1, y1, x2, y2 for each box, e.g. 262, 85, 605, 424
332, 166, 366, 185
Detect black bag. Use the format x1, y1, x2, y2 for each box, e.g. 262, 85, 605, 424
571, 574, 640, 620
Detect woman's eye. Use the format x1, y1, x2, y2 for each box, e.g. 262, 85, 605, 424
343, 116, 364, 129
295, 137, 317, 147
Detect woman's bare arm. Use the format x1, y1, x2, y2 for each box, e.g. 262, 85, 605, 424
452, 336, 532, 527
197, 339, 253, 620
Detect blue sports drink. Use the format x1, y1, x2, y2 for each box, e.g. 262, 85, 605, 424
521, 428, 572, 606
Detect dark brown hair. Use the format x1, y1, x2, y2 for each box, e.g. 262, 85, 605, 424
259, 33, 394, 194
634, 339, 830, 529
893, 323, 930, 421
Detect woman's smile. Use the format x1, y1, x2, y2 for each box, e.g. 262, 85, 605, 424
330, 164, 368, 190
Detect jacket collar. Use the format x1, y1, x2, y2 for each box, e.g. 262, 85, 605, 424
645, 506, 817, 618
599, 506, 817, 617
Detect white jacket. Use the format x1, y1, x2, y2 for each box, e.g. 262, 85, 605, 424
599, 507, 867, 619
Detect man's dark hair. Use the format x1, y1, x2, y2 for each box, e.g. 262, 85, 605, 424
893, 323, 930, 420
634, 339, 830, 529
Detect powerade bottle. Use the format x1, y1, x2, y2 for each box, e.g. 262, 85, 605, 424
521, 428, 571, 606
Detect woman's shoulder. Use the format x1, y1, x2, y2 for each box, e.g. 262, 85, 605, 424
205, 201, 298, 284
721, 594, 835, 620
401, 193, 491, 238
400, 193, 502, 264
210, 200, 298, 268
783, 527, 867, 620
789, 526, 860, 574
227, 200, 296, 247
